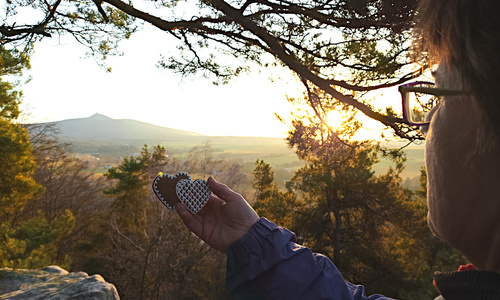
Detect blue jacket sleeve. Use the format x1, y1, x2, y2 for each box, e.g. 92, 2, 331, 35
226, 218, 395, 300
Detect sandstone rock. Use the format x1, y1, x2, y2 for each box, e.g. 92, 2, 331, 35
0, 266, 119, 299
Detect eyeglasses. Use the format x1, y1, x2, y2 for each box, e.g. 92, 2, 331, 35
399, 81, 464, 126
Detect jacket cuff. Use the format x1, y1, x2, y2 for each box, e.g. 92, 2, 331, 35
228, 217, 297, 279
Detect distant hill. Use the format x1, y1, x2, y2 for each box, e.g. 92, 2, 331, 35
38, 114, 295, 158
38, 114, 424, 181
47, 113, 205, 143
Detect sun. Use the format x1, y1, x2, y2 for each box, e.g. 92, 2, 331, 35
325, 110, 391, 141
325, 110, 344, 131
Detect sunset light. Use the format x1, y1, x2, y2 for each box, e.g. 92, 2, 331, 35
325, 110, 345, 131
2, 0, 453, 298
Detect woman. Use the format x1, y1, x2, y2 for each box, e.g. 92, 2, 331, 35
176, 0, 500, 298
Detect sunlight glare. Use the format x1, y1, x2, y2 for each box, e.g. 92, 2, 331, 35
325, 110, 344, 130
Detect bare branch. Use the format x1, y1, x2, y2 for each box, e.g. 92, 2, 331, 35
0, 0, 61, 39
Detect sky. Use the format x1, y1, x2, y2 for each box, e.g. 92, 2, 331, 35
18, 24, 306, 138
15, 19, 401, 140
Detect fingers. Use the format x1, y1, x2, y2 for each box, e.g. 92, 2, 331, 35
208, 177, 243, 203
176, 203, 203, 237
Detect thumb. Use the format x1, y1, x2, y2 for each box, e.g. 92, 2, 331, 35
208, 177, 242, 202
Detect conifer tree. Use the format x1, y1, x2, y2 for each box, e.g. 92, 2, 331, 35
104, 145, 168, 231
252, 159, 298, 229
0, 47, 75, 268
0, 48, 43, 224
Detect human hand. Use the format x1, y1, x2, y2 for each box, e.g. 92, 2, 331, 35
176, 176, 259, 252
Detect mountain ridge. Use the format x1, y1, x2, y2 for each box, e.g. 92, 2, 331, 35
44, 113, 206, 143
38, 113, 422, 149
34, 114, 424, 180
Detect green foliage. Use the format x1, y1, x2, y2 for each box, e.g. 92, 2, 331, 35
252, 160, 298, 229
0, 47, 44, 224
249, 117, 467, 299
104, 145, 167, 230
14, 210, 75, 254
0, 42, 235, 298
0, 119, 44, 222
0, 48, 30, 76
252, 159, 277, 200
0, 210, 75, 269
0, 47, 74, 271
0, 80, 20, 120
415, 166, 428, 198
97, 143, 232, 299
0, 47, 31, 120
2, 0, 137, 69
0, 39, 462, 297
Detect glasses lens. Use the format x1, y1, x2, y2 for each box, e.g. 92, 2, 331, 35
407, 84, 440, 124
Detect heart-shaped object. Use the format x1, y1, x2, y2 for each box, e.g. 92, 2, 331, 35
152, 172, 191, 210
176, 179, 211, 214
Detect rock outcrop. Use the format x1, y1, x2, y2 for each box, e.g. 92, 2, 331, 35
0, 266, 119, 299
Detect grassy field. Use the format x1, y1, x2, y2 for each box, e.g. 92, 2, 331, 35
162, 137, 425, 183
79, 135, 425, 191
63, 115, 426, 192
373, 147, 425, 178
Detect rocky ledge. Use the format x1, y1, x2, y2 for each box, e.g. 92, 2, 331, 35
0, 266, 119, 299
